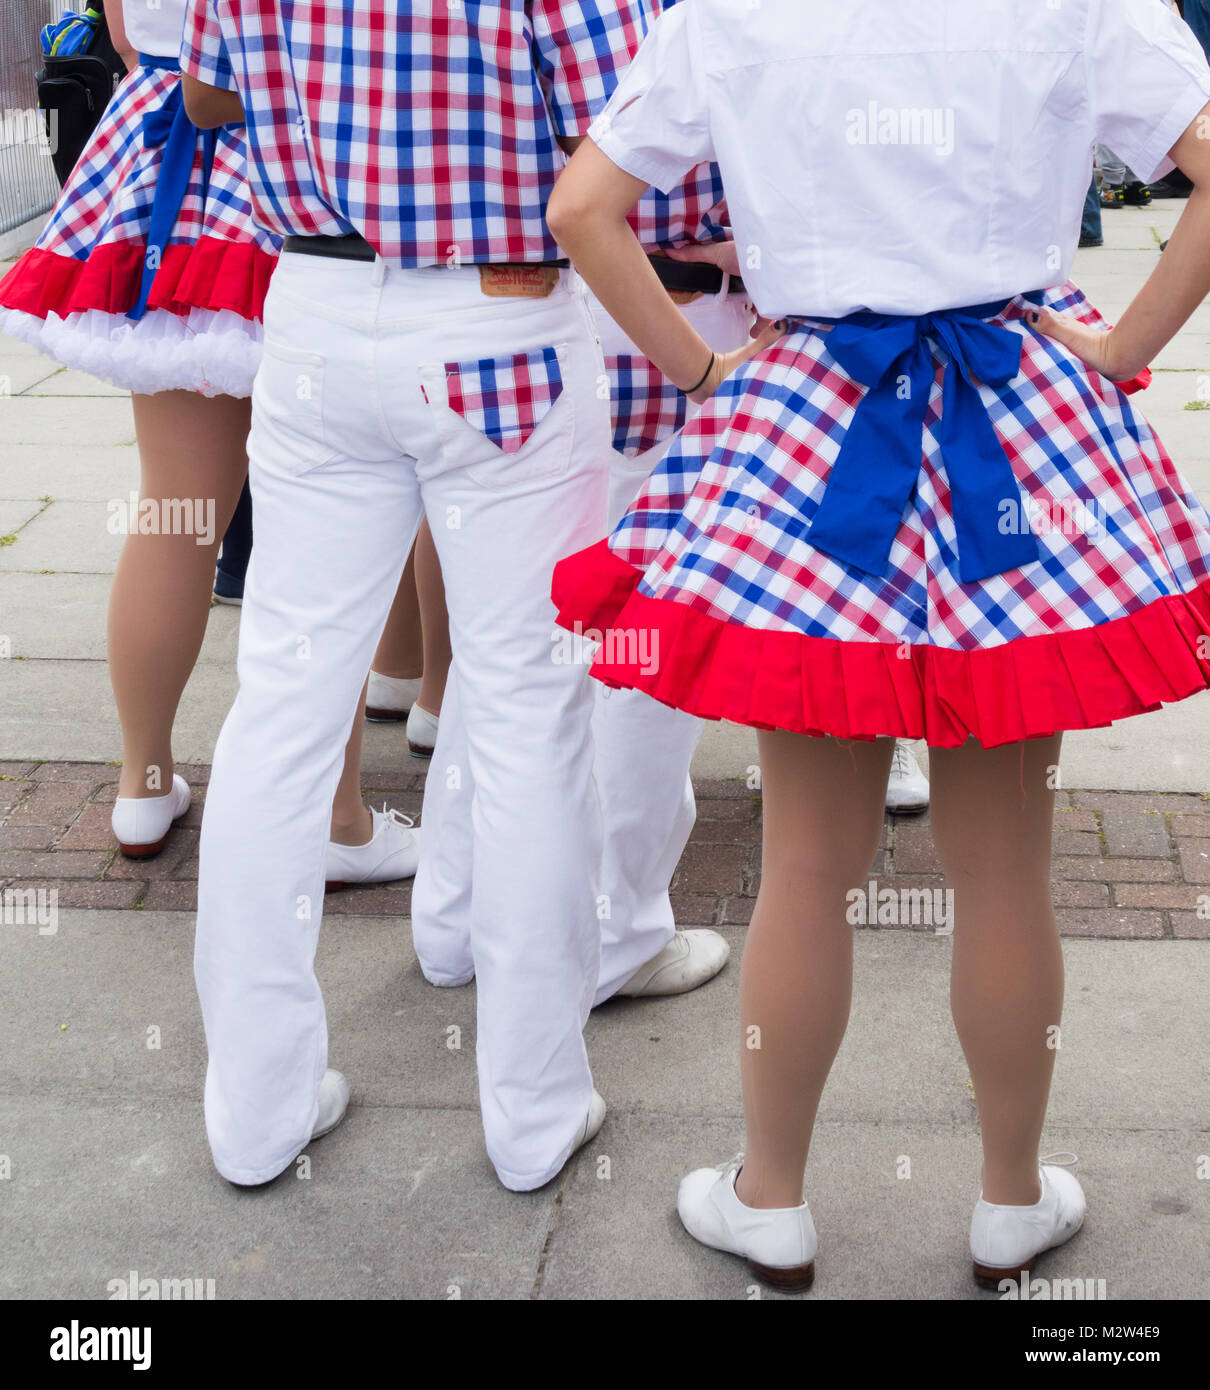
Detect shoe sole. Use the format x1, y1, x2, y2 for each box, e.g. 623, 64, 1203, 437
408, 743, 434, 760
365, 706, 408, 722
972, 1215, 1086, 1290
117, 834, 169, 859
748, 1258, 816, 1293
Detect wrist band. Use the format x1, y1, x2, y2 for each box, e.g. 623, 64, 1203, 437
684, 351, 716, 396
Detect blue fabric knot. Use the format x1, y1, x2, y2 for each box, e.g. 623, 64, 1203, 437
127, 55, 217, 322
806, 297, 1043, 585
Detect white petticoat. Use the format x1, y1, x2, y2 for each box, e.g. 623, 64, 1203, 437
0, 304, 262, 398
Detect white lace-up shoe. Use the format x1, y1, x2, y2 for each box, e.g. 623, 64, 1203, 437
406, 703, 440, 759
678, 1156, 817, 1291
364, 671, 421, 722
325, 807, 420, 891
886, 741, 930, 813
616, 929, 730, 998
970, 1157, 1086, 1289
111, 774, 192, 858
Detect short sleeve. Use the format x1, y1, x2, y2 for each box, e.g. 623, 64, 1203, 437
181, 0, 236, 93
587, 4, 713, 194
1088, 0, 1210, 181
532, 0, 651, 137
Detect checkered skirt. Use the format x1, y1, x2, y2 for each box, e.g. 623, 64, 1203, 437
0, 64, 279, 396
552, 284, 1210, 748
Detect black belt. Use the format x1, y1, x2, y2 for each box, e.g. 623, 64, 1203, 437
281, 234, 744, 295
282, 233, 570, 269
649, 254, 746, 296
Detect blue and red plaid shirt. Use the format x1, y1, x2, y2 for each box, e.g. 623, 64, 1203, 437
181, 0, 654, 266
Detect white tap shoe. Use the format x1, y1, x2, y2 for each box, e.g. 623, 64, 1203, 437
364, 671, 422, 723
111, 774, 192, 858
970, 1158, 1086, 1289
616, 929, 730, 998
677, 1156, 818, 1291
406, 703, 440, 759
325, 807, 421, 891
885, 741, 930, 813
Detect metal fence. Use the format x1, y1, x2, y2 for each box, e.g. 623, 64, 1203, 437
0, 0, 67, 235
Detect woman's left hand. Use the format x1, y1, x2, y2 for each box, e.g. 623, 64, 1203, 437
1027, 306, 1146, 384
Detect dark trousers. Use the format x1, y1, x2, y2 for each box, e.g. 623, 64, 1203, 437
1081, 176, 1103, 246
1183, 0, 1210, 60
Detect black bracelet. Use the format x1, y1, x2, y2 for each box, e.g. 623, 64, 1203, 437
684, 351, 716, 396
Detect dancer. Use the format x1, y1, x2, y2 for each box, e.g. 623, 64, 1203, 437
548, 0, 1210, 1286
0, 0, 417, 885
181, 0, 671, 1191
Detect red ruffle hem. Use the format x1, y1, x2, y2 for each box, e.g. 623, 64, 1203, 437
552, 540, 1210, 749
0, 237, 275, 323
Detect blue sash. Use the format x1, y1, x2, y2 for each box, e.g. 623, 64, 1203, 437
804, 293, 1045, 585
127, 54, 218, 322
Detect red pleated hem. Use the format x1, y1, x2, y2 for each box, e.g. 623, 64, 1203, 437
552, 540, 1210, 749
0, 237, 275, 323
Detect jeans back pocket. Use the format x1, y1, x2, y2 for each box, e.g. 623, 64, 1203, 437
443, 346, 565, 454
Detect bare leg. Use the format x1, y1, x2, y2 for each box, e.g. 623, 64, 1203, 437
930, 736, 1064, 1206
110, 392, 249, 798
735, 732, 893, 1210
331, 518, 450, 844
413, 517, 451, 716
329, 678, 373, 846
370, 545, 423, 680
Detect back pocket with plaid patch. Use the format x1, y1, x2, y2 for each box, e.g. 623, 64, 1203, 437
442, 347, 564, 454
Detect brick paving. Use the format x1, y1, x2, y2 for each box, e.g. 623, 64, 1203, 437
1, 760, 1208, 938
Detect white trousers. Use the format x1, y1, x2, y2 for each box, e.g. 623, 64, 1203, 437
588, 285, 755, 1002
415, 284, 756, 1007
196, 254, 610, 1190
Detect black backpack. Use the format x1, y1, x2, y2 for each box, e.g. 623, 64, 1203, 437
37, 1, 128, 187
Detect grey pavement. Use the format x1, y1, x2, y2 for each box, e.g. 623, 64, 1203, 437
1, 913, 1206, 1300
0, 201, 1208, 1300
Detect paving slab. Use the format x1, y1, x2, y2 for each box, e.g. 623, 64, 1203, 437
539, 1116, 1209, 1300
0, 498, 126, 574
0, 443, 139, 504
1, 393, 135, 448
0, 1096, 557, 1300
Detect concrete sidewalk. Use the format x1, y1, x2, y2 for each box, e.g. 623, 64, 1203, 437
0, 199, 1208, 1300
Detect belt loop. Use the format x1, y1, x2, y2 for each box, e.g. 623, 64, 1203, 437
371, 254, 386, 288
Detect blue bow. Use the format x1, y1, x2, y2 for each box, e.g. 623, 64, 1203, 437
805, 298, 1042, 585
127, 55, 217, 322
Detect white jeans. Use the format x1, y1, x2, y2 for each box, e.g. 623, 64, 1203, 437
196, 253, 610, 1190
585, 285, 755, 1001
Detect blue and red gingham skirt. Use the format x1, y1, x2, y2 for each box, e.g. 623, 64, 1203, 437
553, 285, 1210, 748
0, 62, 278, 396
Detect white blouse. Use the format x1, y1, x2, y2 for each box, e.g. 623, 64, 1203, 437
588, 0, 1210, 318
121, 0, 188, 59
